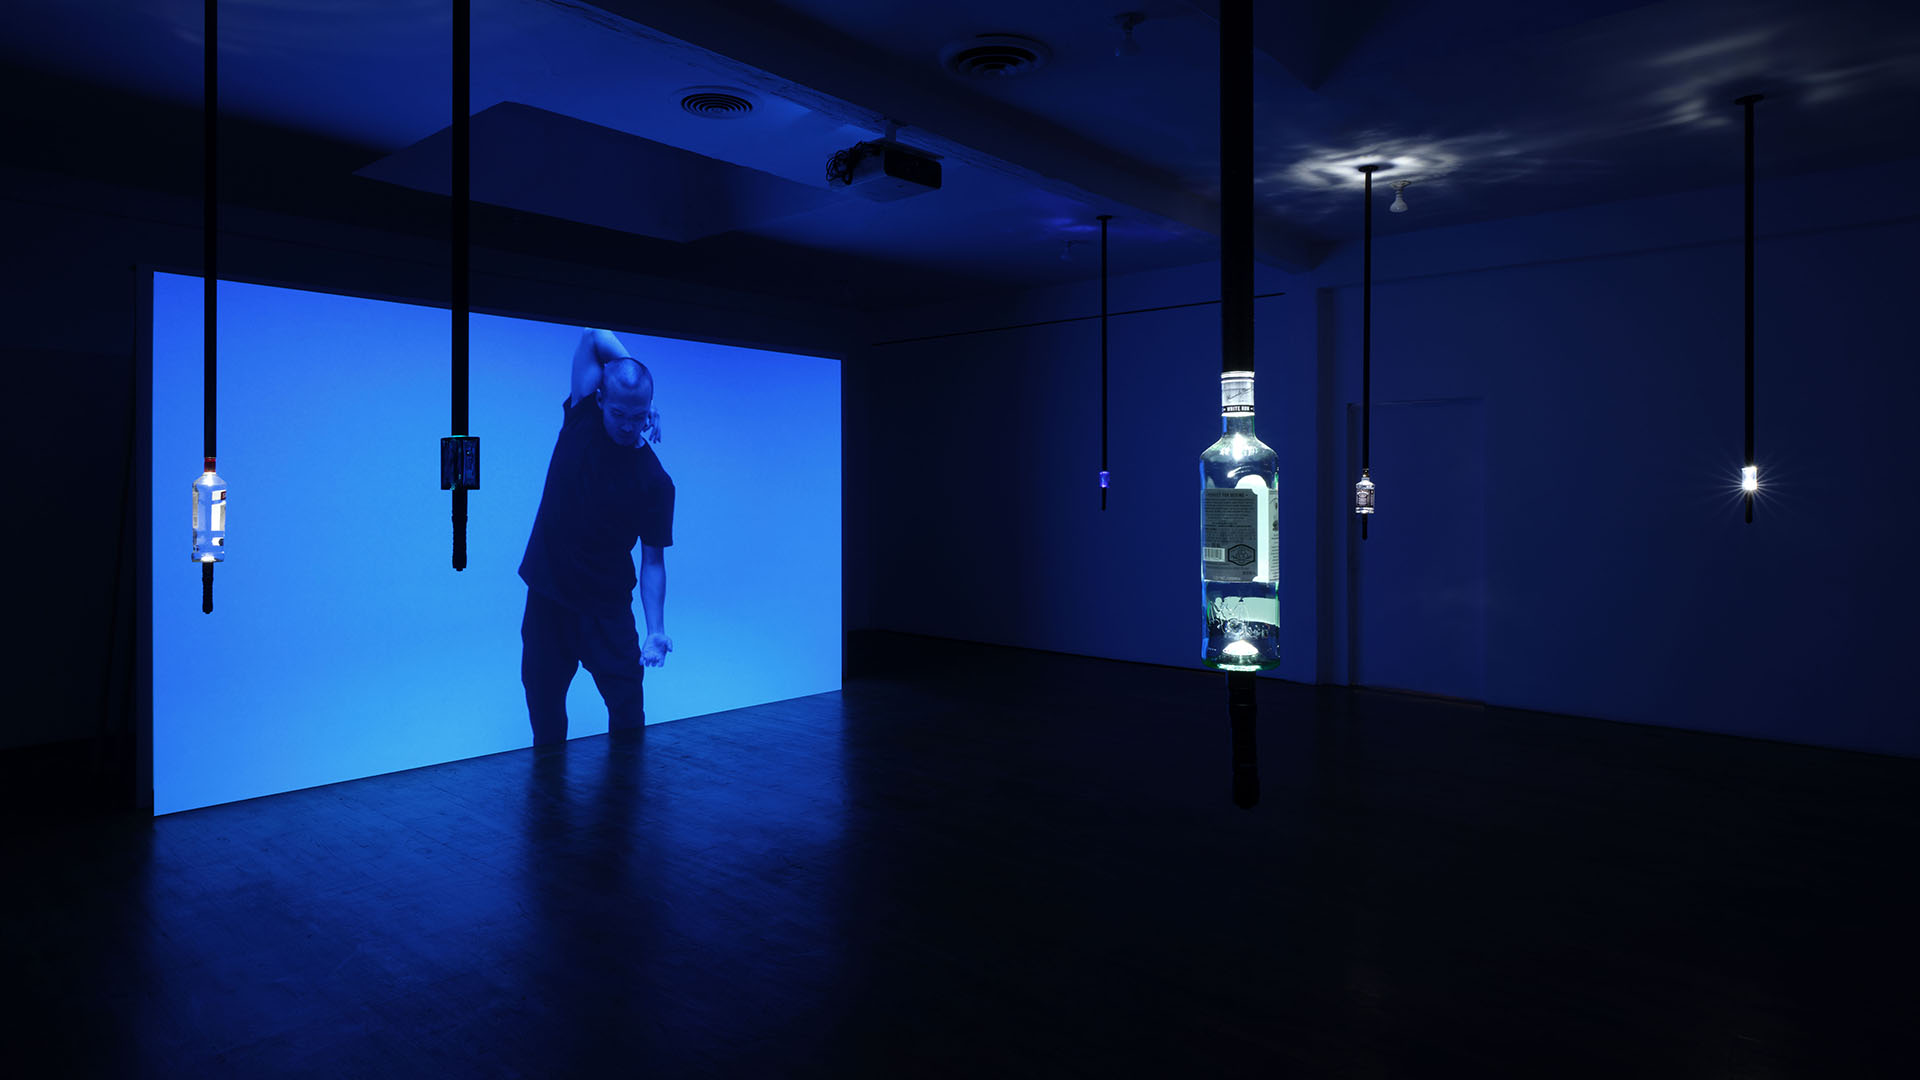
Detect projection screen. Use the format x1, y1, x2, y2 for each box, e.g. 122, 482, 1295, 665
147, 272, 840, 814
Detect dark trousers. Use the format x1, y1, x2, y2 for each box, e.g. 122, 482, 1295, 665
521, 588, 645, 746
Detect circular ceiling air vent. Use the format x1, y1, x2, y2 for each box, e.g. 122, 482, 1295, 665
941, 34, 1052, 79
679, 86, 757, 119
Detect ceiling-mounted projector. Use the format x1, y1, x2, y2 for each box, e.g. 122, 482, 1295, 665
825, 140, 942, 201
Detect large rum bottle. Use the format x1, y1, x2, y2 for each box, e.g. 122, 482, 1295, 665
1200, 371, 1279, 671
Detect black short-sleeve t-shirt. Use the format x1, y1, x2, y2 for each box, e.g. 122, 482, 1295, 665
518, 394, 675, 616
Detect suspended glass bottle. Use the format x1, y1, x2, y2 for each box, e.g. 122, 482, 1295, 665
1354, 468, 1375, 515
191, 458, 226, 563
1200, 371, 1280, 671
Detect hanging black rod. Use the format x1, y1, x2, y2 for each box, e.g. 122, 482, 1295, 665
1217, 0, 1258, 806
203, 0, 217, 467
1737, 92, 1761, 525
202, 0, 218, 615
1220, 0, 1252, 376
1361, 166, 1374, 474
451, 0, 471, 570
453, 0, 470, 439
1098, 214, 1112, 511
1358, 163, 1377, 541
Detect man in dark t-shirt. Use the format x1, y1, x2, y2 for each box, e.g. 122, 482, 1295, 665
517, 328, 676, 745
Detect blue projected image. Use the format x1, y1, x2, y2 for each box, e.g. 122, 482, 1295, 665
150, 273, 841, 814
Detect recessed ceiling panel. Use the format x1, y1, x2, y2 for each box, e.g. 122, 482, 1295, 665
355, 101, 839, 242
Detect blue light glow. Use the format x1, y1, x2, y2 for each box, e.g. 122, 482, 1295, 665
150, 273, 841, 814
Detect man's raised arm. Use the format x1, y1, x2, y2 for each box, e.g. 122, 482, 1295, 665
570, 328, 631, 407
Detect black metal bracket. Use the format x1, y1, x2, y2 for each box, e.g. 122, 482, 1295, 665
440, 436, 481, 491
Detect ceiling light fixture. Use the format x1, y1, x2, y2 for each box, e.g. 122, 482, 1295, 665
1112, 13, 1145, 58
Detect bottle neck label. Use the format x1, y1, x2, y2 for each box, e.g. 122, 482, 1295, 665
1221, 371, 1254, 415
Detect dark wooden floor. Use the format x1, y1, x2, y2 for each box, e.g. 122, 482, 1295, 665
4, 633, 1917, 1077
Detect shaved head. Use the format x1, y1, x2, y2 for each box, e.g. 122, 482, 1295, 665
603, 357, 654, 404
597, 356, 655, 448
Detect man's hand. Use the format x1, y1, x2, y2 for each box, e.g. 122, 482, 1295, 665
644, 406, 662, 444
641, 632, 673, 667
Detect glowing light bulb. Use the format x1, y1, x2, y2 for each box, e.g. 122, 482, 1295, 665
1354, 469, 1375, 514
1742, 465, 1758, 493
1222, 640, 1258, 659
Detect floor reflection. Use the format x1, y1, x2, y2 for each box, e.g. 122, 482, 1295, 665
511, 718, 850, 1074
5, 638, 1915, 1075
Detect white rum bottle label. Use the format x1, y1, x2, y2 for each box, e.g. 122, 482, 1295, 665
1203, 488, 1258, 582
